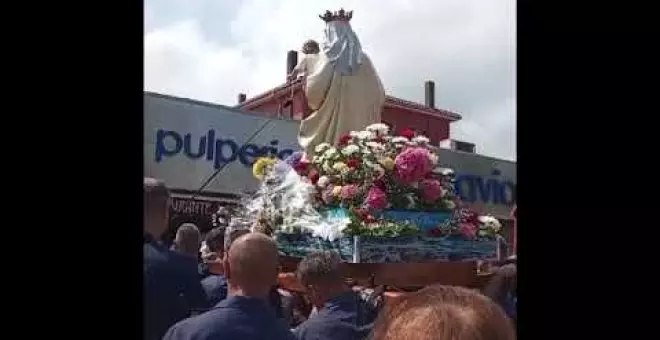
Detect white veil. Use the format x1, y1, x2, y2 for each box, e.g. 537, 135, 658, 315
322, 20, 364, 76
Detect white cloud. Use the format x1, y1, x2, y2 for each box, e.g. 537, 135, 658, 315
144, 0, 516, 161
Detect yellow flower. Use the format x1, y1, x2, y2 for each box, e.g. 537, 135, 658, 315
252, 157, 277, 180
332, 162, 348, 172
332, 185, 343, 197
378, 157, 395, 171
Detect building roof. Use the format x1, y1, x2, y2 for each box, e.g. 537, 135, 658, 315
235, 79, 462, 122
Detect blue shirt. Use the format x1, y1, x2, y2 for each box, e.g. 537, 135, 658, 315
201, 274, 228, 307
294, 291, 376, 340
163, 295, 297, 340
143, 234, 209, 340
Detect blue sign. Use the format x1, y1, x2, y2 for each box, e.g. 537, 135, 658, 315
155, 129, 295, 169
454, 169, 516, 206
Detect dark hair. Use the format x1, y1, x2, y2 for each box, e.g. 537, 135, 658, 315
224, 227, 250, 252
296, 251, 342, 286
204, 227, 226, 253
302, 40, 320, 54
370, 285, 515, 340
482, 263, 517, 308
173, 223, 201, 256
143, 177, 169, 210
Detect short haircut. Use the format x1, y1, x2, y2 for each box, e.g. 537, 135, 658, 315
204, 227, 226, 253
370, 285, 515, 340
144, 177, 169, 211
174, 223, 201, 256
296, 251, 343, 286
224, 227, 251, 252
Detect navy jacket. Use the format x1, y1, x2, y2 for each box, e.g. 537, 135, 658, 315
201, 274, 228, 308
143, 234, 209, 340
163, 295, 297, 340
294, 291, 376, 340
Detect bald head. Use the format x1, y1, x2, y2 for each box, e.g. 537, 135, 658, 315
224, 232, 280, 298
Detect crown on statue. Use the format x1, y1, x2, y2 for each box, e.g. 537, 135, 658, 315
319, 9, 353, 23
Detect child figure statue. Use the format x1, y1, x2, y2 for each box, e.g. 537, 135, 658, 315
288, 40, 321, 82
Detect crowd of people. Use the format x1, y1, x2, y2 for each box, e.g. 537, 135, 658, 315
144, 177, 517, 340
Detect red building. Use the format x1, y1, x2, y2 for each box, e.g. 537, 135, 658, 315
235, 51, 462, 144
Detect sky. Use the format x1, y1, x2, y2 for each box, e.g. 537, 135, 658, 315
144, 0, 516, 161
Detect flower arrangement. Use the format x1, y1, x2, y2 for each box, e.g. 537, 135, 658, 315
250, 124, 502, 241
301, 123, 458, 212
427, 208, 502, 239
253, 157, 279, 180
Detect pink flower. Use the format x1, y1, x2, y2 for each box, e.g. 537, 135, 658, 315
459, 223, 478, 239
321, 186, 335, 204
394, 147, 433, 183
365, 186, 388, 210
341, 184, 360, 200
421, 179, 445, 203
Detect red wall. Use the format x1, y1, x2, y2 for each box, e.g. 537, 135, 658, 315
244, 88, 450, 144
382, 107, 449, 144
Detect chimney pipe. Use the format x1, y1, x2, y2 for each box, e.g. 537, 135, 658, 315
238, 93, 246, 104
286, 50, 298, 78
424, 81, 435, 108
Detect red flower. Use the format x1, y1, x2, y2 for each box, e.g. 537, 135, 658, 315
347, 159, 361, 169
354, 208, 368, 218
459, 223, 478, 239
374, 178, 387, 190
338, 134, 352, 146
365, 214, 376, 224
429, 228, 443, 237
374, 136, 386, 143
308, 169, 320, 184
399, 128, 415, 139
294, 161, 310, 175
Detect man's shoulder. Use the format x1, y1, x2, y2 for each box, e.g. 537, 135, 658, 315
295, 313, 337, 337
165, 305, 296, 340
164, 307, 236, 339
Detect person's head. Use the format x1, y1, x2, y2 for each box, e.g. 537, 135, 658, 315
483, 263, 517, 304
371, 285, 515, 340
222, 232, 280, 298
302, 40, 320, 55
201, 227, 226, 273
296, 251, 346, 308
172, 223, 201, 257
143, 177, 170, 239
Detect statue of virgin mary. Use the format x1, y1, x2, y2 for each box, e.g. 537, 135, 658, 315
297, 10, 386, 155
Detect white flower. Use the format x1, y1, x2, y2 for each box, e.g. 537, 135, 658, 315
315, 143, 331, 153
428, 153, 439, 166
312, 155, 323, 164
322, 160, 333, 173
349, 131, 360, 137
478, 215, 502, 232
317, 176, 330, 188
391, 136, 409, 144
323, 147, 338, 159
341, 144, 360, 156
366, 141, 385, 151
405, 193, 417, 209
365, 123, 390, 135
433, 167, 454, 176
353, 130, 375, 140
412, 135, 430, 145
